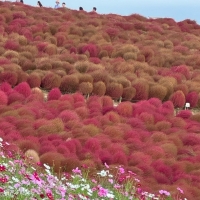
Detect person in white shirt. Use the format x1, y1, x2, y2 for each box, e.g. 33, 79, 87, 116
54, 0, 60, 9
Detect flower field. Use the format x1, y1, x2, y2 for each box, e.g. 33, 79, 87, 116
0, 1, 200, 199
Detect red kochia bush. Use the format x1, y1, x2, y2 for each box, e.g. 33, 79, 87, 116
60, 75, 79, 93
48, 87, 62, 101
81, 44, 98, 57
133, 80, 149, 100
116, 101, 133, 118
98, 149, 113, 165
0, 71, 18, 86
13, 82, 31, 98
112, 151, 128, 166
7, 91, 25, 105
84, 138, 101, 153
58, 110, 79, 123
0, 82, 12, 94
0, 91, 8, 105
186, 91, 199, 108
41, 72, 61, 90
106, 82, 123, 100
27, 73, 41, 88
4, 40, 19, 51
182, 133, 200, 146
171, 65, 190, 79
158, 101, 174, 117
40, 152, 65, 173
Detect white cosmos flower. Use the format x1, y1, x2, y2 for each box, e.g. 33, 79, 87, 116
97, 170, 109, 177
43, 163, 51, 169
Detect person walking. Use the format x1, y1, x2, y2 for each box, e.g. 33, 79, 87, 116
37, 1, 42, 7
54, 0, 60, 9
93, 7, 97, 12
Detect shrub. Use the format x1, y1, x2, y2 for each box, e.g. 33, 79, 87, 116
7, 91, 25, 105
177, 110, 192, 119
27, 73, 41, 88
155, 121, 172, 131
103, 125, 124, 139
129, 152, 152, 166
16, 139, 40, 153
90, 70, 110, 85
16, 71, 28, 84
186, 91, 199, 108
78, 82, 93, 95
73, 92, 85, 103
140, 47, 154, 62
56, 144, 70, 156
145, 146, 165, 160
44, 44, 57, 56
60, 74, 79, 93
106, 82, 123, 100
58, 110, 80, 124
161, 142, 178, 157
183, 133, 200, 146
0, 90, 8, 105
37, 42, 48, 52
151, 131, 168, 143
55, 34, 66, 47
175, 84, 189, 96
122, 87, 136, 101
75, 61, 89, 73
47, 87, 62, 101
13, 82, 31, 98
3, 50, 19, 59
133, 80, 149, 100
112, 151, 128, 166
61, 157, 81, 173
40, 152, 65, 173
41, 72, 61, 90
25, 149, 40, 165
159, 101, 174, 117
105, 27, 119, 40
78, 74, 93, 84
0, 71, 18, 86
100, 95, 113, 108
75, 106, 89, 119
92, 81, 106, 96
4, 40, 19, 51
81, 44, 98, 57
37, 62, 52, 71
149, 84, 167, 101
169, 90, 186, 108
84, 138, 101, 153
116, 101, 133, 117
20, 60, 37, 71
148, 98, 162, 107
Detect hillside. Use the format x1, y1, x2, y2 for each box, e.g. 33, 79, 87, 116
1, 1, 200, 199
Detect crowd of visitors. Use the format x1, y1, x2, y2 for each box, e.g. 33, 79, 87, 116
0, 0, 97, 12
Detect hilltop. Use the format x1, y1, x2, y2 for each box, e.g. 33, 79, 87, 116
1, 1, 200, 199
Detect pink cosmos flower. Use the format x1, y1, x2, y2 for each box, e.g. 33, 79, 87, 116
108, 179, 114, 184
72, 167, 82, 175
118, 167, 125, 174
104, 162, 109, 169
33, 172, 40, 181
159, 190, 170, 196
98, 187, 108, 197
92, 179, 97, 183
0, 165, 6, 172
177, 187, 184, 194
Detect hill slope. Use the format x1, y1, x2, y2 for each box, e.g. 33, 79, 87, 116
1, 2, 200, 199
